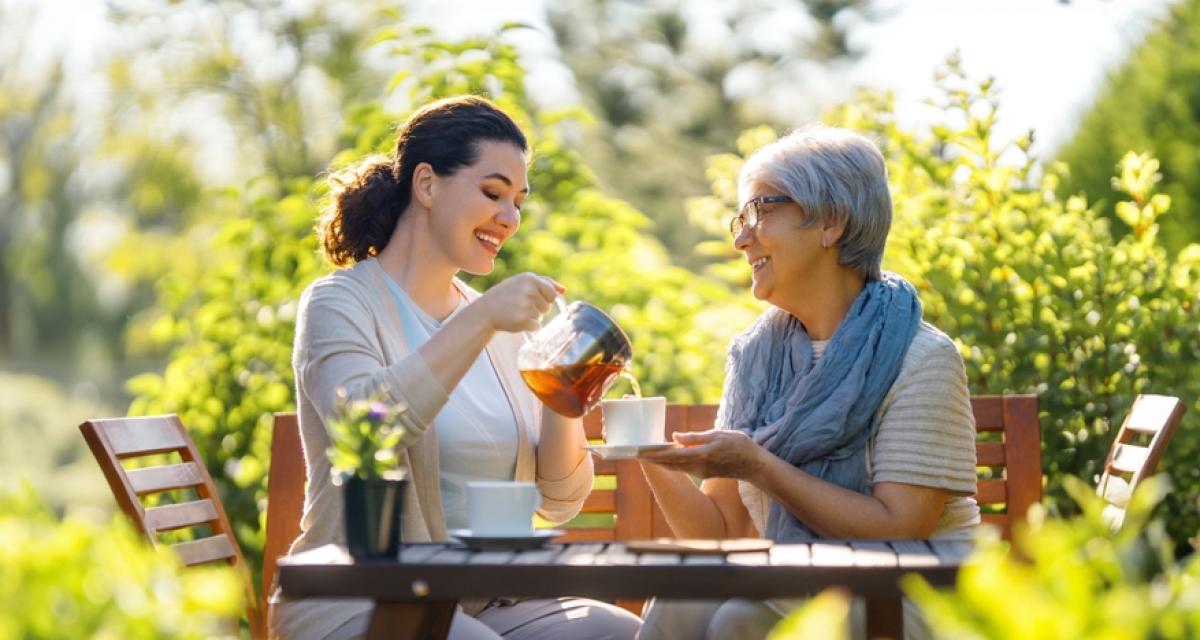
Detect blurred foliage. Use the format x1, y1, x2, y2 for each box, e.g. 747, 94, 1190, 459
128, 20, 751, 588
906, 475, 1200, 639
0, 372, 115, 518
1056, 0, 1200, 255
0, 484, 242, 639
546, 0, 876, 270
690, 57, 1200, 548
0, 4, 134, 368
769, 588, 852, 640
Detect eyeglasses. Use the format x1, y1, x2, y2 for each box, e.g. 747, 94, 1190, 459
729, 195, 793, 237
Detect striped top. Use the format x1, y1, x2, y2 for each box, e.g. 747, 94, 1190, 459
738, 322, 980, 539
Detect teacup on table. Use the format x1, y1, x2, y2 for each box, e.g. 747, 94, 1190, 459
601, 396, 666, 446
466, 481, 540, 536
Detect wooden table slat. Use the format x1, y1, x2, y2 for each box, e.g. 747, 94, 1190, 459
510, 547, 565, 565
399, 545, 445, 564
427, 548, 473, 564
637, 553, 683, 565
682, 555, 725, 565
597, 543, 637, 566
769, 544, 812, 566
810, 542, 856, 567
928, 540, 974, 564
726, 552, 771, 566
890, 540, 941, 568
468, 551, 516, 565
849, 541, 899, 568
558, 544, 605, 566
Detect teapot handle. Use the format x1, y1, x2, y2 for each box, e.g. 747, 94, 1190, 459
522, 295, 569, 344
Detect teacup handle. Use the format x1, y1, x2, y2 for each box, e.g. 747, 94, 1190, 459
522, 295, 569, 344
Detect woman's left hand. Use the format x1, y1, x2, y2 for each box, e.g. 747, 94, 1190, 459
638, 429, 767, 481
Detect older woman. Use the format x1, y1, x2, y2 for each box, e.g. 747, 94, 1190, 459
636, 125, 979, 640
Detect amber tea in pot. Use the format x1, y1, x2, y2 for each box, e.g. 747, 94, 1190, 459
518, 301, 633, 418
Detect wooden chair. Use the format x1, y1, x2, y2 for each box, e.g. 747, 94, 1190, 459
560, 395, 1043, 544
79, 415, 264, 638
1096, 394, 1186, 530
262, 412, 306, 637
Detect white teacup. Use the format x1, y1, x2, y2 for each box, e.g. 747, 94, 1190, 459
601, 396, 666, 446
466, 481, 540, 536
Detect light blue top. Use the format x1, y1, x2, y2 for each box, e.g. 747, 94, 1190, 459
385, 278, 520, 531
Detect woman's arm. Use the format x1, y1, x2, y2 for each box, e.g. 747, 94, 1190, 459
639, 462, 756, 539
641, 430, 946, 539
533, 410, 594, 524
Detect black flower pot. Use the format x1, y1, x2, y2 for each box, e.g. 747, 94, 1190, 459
342, 476, 406, 560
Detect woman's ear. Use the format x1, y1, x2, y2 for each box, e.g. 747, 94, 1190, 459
412, 162, 435, 209
821, 214, 848, 250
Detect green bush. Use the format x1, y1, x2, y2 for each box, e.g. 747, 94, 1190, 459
0, 485, 242, 639
905, 475, 1200, 639
690, 58, 1200, 548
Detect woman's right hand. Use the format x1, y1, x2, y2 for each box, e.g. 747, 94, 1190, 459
475, 272, 564, 333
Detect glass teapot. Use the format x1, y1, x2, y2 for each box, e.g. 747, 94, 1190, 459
517, 299, 633, 418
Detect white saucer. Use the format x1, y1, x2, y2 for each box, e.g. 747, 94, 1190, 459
585, 442, 674, 460
448, 528, 566, 551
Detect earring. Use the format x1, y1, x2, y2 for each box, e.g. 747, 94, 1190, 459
820, 238, 828, 249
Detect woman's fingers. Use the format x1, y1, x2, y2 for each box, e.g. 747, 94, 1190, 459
672, 429, 721, 444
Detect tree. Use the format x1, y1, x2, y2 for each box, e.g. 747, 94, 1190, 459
545, 0, 877, 270
1055, 0, 1200, 254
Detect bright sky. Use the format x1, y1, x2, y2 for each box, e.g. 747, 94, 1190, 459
408, 0, 1173, 158
10, 0, 1174, 161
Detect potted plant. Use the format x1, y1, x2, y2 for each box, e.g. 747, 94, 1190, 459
326, 391, 408, 560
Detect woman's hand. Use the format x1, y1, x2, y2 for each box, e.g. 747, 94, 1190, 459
638, 429, 768, 481
475, 272, 564, 333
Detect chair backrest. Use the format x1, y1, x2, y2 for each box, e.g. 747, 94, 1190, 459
970, 395, 1041, 540
79, 415, 263, 636
262, 412, 306, 625
558, 395, 1042, 543
1097, 394, 1186, 529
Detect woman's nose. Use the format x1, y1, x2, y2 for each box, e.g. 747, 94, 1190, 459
733, 225, 753, 250
496, 203, 520, 229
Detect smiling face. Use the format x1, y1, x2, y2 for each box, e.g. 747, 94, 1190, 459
427, 140, 529, 275
734, 181, 828, 309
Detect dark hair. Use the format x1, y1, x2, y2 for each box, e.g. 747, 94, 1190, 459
320, 95, 529, 267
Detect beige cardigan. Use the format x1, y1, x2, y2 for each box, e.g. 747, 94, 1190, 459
273, 258, 594, 640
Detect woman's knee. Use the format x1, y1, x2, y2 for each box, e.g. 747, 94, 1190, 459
706, 598, 783, 640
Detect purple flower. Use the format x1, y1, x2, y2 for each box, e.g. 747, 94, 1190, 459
367, 401, 391, 422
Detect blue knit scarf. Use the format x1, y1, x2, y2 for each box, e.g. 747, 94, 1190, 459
717, 273, 922, 541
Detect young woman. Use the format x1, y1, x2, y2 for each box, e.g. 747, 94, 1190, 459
274, 96, 640, 640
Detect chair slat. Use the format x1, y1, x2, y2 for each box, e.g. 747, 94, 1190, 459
144, 499, 219, 532
976, 442, 1005, 467
127, 462, 205, 495
975, 479, 1007, 505
172, 535, 238, 566
969, 397, 1005, 431
1124, 395, 1183, 435
581, 491, 615, 513
98, 416, 188, 456
1108, 443, 1150, 475
556, 527, 615, 543
594, 459, 617, 475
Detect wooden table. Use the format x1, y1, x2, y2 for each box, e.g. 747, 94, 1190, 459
277, 540, 971, 640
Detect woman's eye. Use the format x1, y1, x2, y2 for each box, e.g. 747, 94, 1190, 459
483, 190, 500, 200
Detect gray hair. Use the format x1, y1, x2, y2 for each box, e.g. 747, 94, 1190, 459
738, 124, 892, 280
